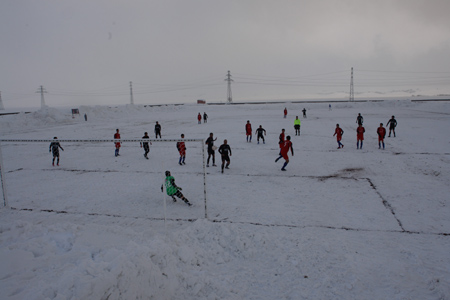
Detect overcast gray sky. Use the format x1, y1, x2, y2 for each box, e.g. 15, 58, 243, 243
1, 0, 450, 108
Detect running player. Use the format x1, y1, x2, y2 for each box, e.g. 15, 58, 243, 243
275, 136, 294, 171
218, 139, 232, 173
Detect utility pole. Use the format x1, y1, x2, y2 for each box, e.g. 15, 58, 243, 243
129, 81, 134, 105
225, 70, 233, 103
0, 92, 4, 110
36, 85, 47, 108
349, 67, 354, 102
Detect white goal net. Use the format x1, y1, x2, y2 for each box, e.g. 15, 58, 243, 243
0, 139, 207, 219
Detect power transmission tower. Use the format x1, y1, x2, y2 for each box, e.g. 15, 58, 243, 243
0, 91, 4, 110
36, 85, 47, 108
349, 67, 354, 102
129, 81, 134, 105
225, 70, 233, 103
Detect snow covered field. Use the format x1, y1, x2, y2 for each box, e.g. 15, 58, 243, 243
0, 100, 449, 299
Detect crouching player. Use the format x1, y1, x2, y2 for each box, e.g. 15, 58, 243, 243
161, 171, 191, 206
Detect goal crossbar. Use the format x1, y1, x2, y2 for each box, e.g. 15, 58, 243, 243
0, 139, 208, 218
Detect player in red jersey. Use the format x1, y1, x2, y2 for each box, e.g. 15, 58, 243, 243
245, 120, 252, 142
284, 107, 288, 118
114, 129, 121, 157
377, 123, 386, 149
333, 124, 344, 149
275, 136, 294, 171
177, 134, 186, 165
356, 124, 365, 149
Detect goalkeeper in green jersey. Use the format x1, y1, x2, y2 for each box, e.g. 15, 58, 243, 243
161, 171, 191, 206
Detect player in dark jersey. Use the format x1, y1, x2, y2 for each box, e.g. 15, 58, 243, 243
275, 136, 293, 171
356, 113, 364, 125
205, 132, 217, 167
140, 132, 151, 159
386, 116, 397, 137
49, 137, 64, 166
255, 125, 266, 144
278, 129, 285, 155
154, 122, 161, 139
218, 139, 232, 173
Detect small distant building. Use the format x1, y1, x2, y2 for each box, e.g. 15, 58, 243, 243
197, 99, 206, 104
71, 108, 80, 118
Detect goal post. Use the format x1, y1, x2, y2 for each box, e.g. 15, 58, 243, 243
0, 142, 9, 208
0, 139, 208, 218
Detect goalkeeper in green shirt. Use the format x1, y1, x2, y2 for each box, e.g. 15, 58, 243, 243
161, 171, 192, 206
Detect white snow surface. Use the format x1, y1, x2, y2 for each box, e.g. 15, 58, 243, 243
0, 101, 449, 299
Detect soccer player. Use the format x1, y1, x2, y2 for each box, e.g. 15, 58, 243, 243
161, 171, 191, 206
284, 107, 288, 118
357, 124, 365, 149
333, 124, 344, 149
218, 139, 232, 173
114, 129, 121, 157
255, 125, 266, 144
275, 136, 294, 171
140, 132, 151, 159
356, 113, 364, 125
386, 115, 397, 137
278, 129, 285, 154
49, 137, 64, 166
205, 132, 217, 167
197, 113, 202, 124
377, 123, 386, 149
245, 120, 252, 142
154, 121, 161, 139
302, 108, 307, 118
294, 116, 301, 136
203, 112, 208, 123
177, 134, 186, 165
